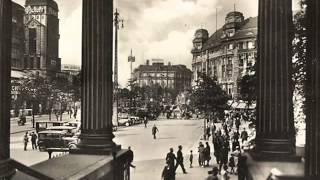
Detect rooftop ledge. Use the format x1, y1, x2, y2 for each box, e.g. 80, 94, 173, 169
11, 149, 130, 180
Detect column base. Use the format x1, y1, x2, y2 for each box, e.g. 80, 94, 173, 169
70, 131, 121, 155
0, 159, 16, 179
252, 137, 301, 162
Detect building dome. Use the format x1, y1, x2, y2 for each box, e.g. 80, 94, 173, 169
25, 0, 58, 11
225, 11, 244, 24
194, 29, 209, 39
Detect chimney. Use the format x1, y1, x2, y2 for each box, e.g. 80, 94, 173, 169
168, 61, 171, 66
146, 59, 150, 65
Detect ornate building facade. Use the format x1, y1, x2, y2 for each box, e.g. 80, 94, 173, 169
24, 0, 61, 75
191, 11, 257, 98
133, 59, 192, 92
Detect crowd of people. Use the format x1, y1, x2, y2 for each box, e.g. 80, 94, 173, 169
159, 112, 253, 180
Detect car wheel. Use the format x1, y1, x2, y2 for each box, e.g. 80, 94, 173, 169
125, 122, 130, 127
68, 144, 77, 149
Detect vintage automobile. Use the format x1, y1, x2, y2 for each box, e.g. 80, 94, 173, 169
45, 126, 79, 137
118, 116, 133, 126
35, 120, 68, 133
64, 121, 81, 132
37, 130, 79, 151
130, 116, 142, 124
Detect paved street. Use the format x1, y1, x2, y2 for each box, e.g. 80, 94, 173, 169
113, 119, 239, 180
10, 117, 304, 179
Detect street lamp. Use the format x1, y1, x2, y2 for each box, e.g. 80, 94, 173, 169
114, 8, 124, 126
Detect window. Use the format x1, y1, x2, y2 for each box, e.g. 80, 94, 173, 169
239, 42, 243, 49
243, 42, 247, 49
228, 44, 233, 50
29, 28, 37, 55
248, 41, 254, 49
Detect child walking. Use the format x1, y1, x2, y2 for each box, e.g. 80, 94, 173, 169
228, 154, 235, 174
189, 150, 193, 168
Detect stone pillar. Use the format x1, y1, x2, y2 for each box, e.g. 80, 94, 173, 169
305, 0, 320, 177
72, 0, 120, 154
255, 0, 296, 158
0, 0, 15, 178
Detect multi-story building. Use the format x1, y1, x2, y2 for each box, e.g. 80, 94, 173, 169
133, 59, 192, 92
61, 64, 81, 76
11, 2, 25, 70
191, 11, 257, 98
24, 0, 61, 76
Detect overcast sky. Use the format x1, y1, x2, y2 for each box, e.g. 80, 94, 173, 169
14, 0, 300, 87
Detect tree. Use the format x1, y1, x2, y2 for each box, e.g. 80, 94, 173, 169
238, 70, 256, 106
191, 73, 230, 120
292, 1, 307, 94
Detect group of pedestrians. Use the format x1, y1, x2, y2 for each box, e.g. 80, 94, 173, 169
23, 131, 38, 151
162, 145, 187, 180
197, 141, 211, 167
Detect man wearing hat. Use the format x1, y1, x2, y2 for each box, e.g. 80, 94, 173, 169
206, 166, 219, 180
175, 145, 187, 174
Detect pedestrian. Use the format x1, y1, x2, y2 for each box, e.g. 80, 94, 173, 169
23, 132, 29, 151
30, 132, 38, 150
233, 130, 240, 142
128, 146, 136, 168
197, 142, 205, 167
232, 139, 240, 152
206, 166, 219, 180
240, 128, 248, 144
162, 161, 174, 180
237, 152, 248, 180
189, 150, 193, 168
221, 164, 230, 180
235, 118, 241, 131
73, 108, 77, 119
204, 142, 211, 166
69, 108, 73, 119
144, 116, 148, 128
228, 154, 235, 174
152, 124, 159, 139
206, 126, 211, 140
175, 145, 187, 174
165, 148, 176, 179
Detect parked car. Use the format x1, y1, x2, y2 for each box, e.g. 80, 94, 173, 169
46, 126, 78, 137
118, 116, 133, 126
130, 116, 142, 124
35, 120, 68, 133
37, 130, 79, 151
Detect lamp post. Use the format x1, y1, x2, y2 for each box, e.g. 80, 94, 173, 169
114, 8, 124, 125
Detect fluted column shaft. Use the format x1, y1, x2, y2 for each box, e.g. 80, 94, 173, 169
255, 0, 295, 157
74, 0, 120, 154
305, 0, 320, 177
0, 0, 15, 178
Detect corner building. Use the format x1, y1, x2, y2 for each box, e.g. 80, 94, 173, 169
11, 2, 25, 70
24, 0, 60, 76
191, 11, 257, 98
133, 59, 192, 92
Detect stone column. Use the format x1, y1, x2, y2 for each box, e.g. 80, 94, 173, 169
305, 0, 320, 177
0, 0, 15, 178
255, 0, 296, 158
72, 0, 120, 154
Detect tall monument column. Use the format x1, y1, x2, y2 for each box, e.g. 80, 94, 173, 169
72, 0, 120, 154
0, 0, 15, 178
305, 0, 320, 178
255, 0, 296, 158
